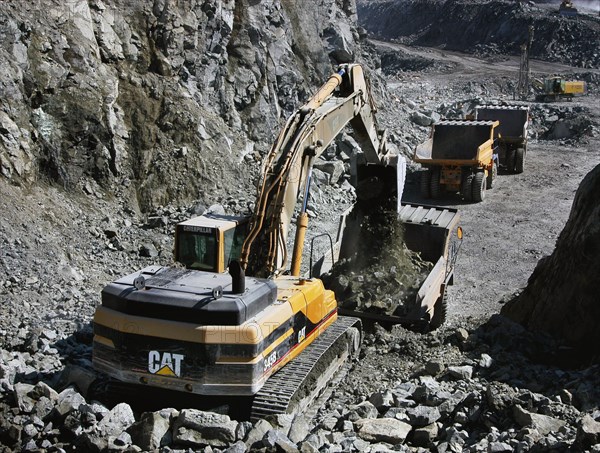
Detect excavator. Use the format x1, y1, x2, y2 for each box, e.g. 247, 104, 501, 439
92, 64, 405, 420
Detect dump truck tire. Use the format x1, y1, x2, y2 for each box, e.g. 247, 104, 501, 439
430, 167, 441, 199
420, 170, 431, 198
429, 288, 448, 331
472, 171, 486, 202
515, 148, 525, 174
486, 163, 497, 189
461, 173, 473, 201
506, 148, 516, 173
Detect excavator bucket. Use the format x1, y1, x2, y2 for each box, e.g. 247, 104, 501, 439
353, 154, 406, 213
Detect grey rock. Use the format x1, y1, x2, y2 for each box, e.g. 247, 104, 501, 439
30, 381, 59, 401
369, 390, 394, 412
406, 406, 441, 427
488, 441, 513, 452
268, 413, 294, 436
173, 409, 237, 447
513, 405, 566, 435
263, 429, 298, 452
139, 242, 159, 257
410, 111, 434, 127
288, 414, 311, 444
98, 402, 135, 437
455, 328, 469, 342
299, 433, 322, 452
78, 431, 108, 453
314, 159, 345, 186
576, 414, 600, 448
412, 422, 438, 447
225, 440, 247, 453
13, 383, 36, 413
349, 400, 378, 420
128, 411, 171, 450
245, 418, 272, 448
448, 365, 473, 380
355, 417, 412, 444
146, 216, 168, 228
320, 414, 339, 430
479, 353, 493, 368
54, 387, 86, 418
424, 360, 445, 376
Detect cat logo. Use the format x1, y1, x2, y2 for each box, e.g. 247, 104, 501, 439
148, 351, 184, 377
298, 326, 306, 343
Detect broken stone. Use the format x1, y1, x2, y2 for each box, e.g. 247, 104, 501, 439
262, 429, 297, 452
98, 402, 135, 437
513, 405, 566, 435
405, 406, 441, 427
448, 365, 473, 380
245, 418, 272, 448
139, 242, 158, 257
576, 414, 600, 449
355, 417, 412, 444
412, 422, 439, 447
173, 409, 237, 447
128, 410, 171, 450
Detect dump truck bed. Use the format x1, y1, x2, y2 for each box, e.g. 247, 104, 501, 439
414, 120, 498, 166
475, 105, 529, 144
335, 203, 460, 328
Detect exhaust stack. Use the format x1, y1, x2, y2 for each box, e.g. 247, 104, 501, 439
229, 261, 246, 294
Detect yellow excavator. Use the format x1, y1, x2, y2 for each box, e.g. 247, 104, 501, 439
532, 77, 586, 102
92, 64, 404, 420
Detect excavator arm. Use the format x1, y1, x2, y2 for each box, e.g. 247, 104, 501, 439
240, 64, 401, 278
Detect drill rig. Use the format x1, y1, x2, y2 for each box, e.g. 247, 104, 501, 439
92, 64, 402, 420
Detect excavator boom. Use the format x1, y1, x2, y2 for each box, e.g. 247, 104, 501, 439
240, 64, 400, 278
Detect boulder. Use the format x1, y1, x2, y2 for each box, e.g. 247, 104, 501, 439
173, 409, 237, 448
128, 411, 172, 450
513, 405, 566, 435
355, 417, 412, 444
576, 414, 600, 449
98, 402, 136, 437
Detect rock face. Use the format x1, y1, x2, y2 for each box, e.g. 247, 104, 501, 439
357, 0, 600, 68
502, 164, 600, 361
0, 0, 361, 211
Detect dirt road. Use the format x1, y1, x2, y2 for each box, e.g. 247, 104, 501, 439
379, 40, 600, 323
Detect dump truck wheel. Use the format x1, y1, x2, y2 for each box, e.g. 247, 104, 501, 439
472, 171, 486, 202
420, 170, 431, 198
505, 148, 516, 173
486, 163, 497, 189
430, 167, 441, 199
461, 173, 473, 201
515, 148, 525, 174
429, 288, 448, 331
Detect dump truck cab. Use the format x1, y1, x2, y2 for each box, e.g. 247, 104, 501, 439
174, 214, 250, 273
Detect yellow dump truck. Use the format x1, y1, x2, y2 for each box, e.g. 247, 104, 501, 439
533, 77, 586, 102
414, 119, 499, 202
475, 105, 529, 174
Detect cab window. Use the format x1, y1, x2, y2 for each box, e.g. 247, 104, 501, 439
177, 232, 217, 271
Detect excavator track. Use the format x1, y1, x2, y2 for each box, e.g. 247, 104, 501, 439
250, 315, 361, 422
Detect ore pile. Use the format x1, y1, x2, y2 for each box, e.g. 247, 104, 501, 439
323, 204, 432, 318
1, 315, 600, 452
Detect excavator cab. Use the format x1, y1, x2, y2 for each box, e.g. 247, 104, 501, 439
174, 213, 250, 273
